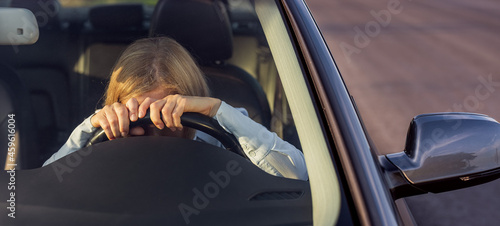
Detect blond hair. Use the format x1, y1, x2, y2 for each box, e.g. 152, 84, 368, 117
103, 37, 210, 139
104, 37, 209, 105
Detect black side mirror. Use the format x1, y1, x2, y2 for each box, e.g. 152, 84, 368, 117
382, 113, 500, 199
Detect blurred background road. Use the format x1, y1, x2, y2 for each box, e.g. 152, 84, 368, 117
305, 0, 500, 225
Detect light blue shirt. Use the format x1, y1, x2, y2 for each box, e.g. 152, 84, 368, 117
43, 101, 308, 180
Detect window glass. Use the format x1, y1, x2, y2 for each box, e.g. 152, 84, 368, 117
253, 0, 342, 224
0, 0, 342, 224
59, 0, 158, 7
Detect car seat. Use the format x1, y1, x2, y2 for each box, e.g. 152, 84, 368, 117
149, 0, 272, 128
79, 3, 147, 117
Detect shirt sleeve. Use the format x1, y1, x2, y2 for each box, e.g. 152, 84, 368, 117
215, 101, 308, 181
42, 114, 98, 166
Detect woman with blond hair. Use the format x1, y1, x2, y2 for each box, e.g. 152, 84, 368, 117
43, 37, 307, 181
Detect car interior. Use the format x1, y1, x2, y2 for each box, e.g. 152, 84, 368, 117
0, 0, 301, 170
0, 1, 315, 224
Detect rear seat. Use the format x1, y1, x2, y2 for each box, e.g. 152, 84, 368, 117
150, 0, 272, 128
77, 4, 148, 118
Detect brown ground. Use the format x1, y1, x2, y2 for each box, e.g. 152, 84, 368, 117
305, 0, 500, 225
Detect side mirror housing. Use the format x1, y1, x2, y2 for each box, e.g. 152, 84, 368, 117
384, 113, 500, 199
0, 8, 39, 45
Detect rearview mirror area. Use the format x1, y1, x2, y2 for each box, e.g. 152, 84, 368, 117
0, 8, 39, 45
383, 113, 500, 199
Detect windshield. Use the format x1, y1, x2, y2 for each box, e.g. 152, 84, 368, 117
0, 0, 341, 224
59, 0, 158, 7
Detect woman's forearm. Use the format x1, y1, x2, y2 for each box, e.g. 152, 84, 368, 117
214, 101, 308, 181
42, 115, 98, 166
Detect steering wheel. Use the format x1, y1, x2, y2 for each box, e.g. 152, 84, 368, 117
85, 112, 248, 160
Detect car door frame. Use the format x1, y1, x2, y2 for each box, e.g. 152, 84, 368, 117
279, 0, 414, 225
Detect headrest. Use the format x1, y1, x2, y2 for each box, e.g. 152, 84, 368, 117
10, 0, 61, 30
149, 0, 233, 64
89, 4, 143, 31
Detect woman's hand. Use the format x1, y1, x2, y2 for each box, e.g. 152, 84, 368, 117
139, 95, 222, 131
90, 95, 222, 140
90, 102, 131, 140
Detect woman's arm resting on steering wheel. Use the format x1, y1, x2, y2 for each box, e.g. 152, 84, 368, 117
43, 99, 308, 181
42, 114, 98, 166
215, 101, 308, 181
